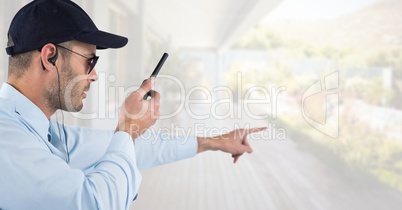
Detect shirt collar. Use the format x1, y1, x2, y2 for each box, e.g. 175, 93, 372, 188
0, 83, 50, 142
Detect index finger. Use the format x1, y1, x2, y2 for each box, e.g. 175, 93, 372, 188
244, 127, 267, 135
151, 90, 160, 102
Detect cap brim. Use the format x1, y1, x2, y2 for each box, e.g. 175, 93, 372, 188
75, 30, 128, 49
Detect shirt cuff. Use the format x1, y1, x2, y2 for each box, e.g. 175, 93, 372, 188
175, 136, 198, 161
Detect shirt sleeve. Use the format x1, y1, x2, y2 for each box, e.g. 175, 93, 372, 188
53, 124, 198, 171
0, 122, 141, 210
135, 130, 198, 170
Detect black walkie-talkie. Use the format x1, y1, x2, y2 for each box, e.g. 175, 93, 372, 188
143, 53, 169, 100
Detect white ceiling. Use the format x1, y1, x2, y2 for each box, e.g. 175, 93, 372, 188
146, 0, 283, 51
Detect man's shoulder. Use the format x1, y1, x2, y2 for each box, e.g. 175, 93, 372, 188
0, 97, 29, 133
0, 97, 16, 118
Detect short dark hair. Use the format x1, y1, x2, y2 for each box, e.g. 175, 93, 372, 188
7, 35, 35, 78
7, 37, 73, 79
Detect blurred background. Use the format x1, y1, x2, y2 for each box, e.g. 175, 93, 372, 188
2, 0, 402, 209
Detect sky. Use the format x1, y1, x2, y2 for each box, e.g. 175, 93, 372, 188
261, 0, 380, 22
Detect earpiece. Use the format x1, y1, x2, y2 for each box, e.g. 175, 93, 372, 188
40, 45, 58, 70
48, 48, 59, 66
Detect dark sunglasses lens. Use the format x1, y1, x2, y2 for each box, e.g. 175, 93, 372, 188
88, 56, 99, 74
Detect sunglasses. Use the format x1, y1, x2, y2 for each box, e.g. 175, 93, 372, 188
55, 44, 99, 75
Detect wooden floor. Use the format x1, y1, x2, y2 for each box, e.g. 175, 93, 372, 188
130, 106, 402, 210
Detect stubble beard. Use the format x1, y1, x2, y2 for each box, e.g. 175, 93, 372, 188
44, 61, 86, 113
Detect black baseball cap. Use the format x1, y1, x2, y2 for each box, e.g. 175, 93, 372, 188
6, 0, 128, 55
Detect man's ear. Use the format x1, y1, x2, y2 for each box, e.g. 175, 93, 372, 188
39, 43, 58, 71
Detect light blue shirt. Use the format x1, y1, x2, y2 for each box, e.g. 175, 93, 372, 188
0, 83, 197, 210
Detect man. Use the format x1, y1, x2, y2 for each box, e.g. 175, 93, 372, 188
0, 0, 265, 209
